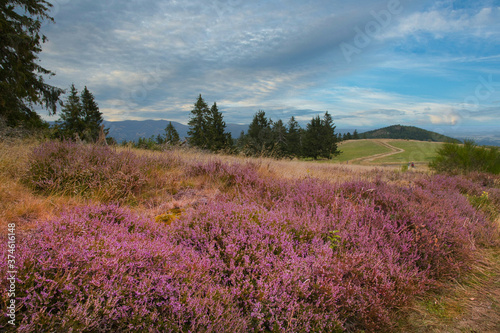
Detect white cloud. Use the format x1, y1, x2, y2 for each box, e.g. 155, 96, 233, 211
382, 6, 500, 40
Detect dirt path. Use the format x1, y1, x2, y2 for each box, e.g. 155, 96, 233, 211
349, 140, 404, 165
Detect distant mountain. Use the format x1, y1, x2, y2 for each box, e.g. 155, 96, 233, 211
104, 120, 247, 143
360, 125, 461, 143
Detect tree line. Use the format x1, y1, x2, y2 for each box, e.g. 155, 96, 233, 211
176, 95, 341, 159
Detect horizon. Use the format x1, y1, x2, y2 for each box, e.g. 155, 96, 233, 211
38, 0, 499, 134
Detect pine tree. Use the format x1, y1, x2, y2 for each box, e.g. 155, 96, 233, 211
271, 119, 287, 157
165, 121, 180, 145
56, 85, 105, 142
81, 86, 105, 142
302, 115, 323, 159
301, 112, 339, 159
207, 102, 231, 152
187, 95, 209, 148
0, 0, 63, 128
286, 116, 302, 157
352, 129, 359, 140
320, 111, 339, 158
57, 84, 84, 139
247, 110, 272, 155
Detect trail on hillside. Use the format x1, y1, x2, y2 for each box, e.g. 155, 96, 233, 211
349, 140, 404, 165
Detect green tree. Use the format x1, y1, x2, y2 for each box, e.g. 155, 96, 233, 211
206, 102, 232, 152
187, 94, 209, 148
56, 84, 84, 139
165, 121, 180, 145
302, 112, 339, 159
55, 85, 105, 142
271, 119, 287, 157
81, 86, 105, 142
247, 110, 273, 155
320, 111, 339, 158
286, 116, 302, 157
302, 115, 323, 159
0, 0, 63, 128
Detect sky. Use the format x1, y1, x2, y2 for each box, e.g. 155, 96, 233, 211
37, 0, 500, 134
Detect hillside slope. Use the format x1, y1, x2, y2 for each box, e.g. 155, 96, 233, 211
361, 125, 461, 143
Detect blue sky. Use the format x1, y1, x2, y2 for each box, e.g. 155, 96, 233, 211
38, 0, 500, 133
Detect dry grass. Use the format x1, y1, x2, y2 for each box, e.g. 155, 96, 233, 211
398, 218, 500, 332
0, 140, 98, 233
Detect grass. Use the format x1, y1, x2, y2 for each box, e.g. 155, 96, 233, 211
372, 140, 444, 164
334, 139, 393, 163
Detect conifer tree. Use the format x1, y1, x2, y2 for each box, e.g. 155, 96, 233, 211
56, 85, 105, 142
1, 0, 63, 128
247, 110, 273, 155
81, 86, 105, 142
320, 111, 339, 158
302, 115, 323, 159
286, 116, 302, 157
271, 119, 287, 157
165, 121, 180, 145
206, 102, 232, 152
187, 94, 209, 148
302, 112, 339, 159
57, 84, 84, 139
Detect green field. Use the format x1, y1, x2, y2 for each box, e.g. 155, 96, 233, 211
333, 140, 444, 165
334, 140, 392, 163
373, 141, 443, 164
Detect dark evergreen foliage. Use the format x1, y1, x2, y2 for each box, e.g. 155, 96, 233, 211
55, 85, 106, 142
0, 0, 63, 128
165, 121, 180, 145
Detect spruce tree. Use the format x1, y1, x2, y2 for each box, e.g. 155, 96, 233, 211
187, 94, 209, 148
165, 121, 180, 145
247, 110, 272, 155
207, 102, 231, 152
81, 86, 104, 142
320, 111, 339, 158
286, 116, 302, 157
0, 0, 63, 128
271, 119, 287, 157
57, 84, 84, 139
302, 115, 323, 159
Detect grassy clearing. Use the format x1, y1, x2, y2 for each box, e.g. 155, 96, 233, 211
372, 140, 444, 164
334, 139, 393, 163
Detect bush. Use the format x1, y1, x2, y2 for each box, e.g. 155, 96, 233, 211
23, 141, 154, 201
430, 140, 500, 175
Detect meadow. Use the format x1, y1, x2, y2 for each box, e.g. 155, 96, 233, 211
333, 140, 393, 163
0, 139, 499, 332
335, 139, 443, 166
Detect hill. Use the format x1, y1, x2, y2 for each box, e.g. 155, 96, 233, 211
360, 125, 461, 143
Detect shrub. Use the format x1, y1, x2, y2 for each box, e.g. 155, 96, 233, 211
430, 140, 500, 175
23, 141, 165, 202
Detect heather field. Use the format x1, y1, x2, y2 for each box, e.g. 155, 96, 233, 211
1, 140, 500, 332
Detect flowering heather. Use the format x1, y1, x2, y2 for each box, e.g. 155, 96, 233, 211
22, 141, 178, 202
1, 157, 498, 332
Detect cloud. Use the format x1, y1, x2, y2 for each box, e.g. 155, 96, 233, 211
36, 0, 500, 131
